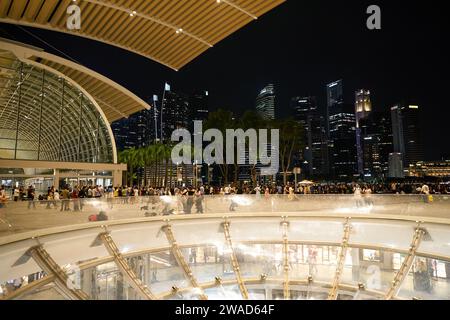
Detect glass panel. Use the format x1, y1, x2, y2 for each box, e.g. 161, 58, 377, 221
87, 261, 141, 300
16, 150, 38, 160
128, 251, 189, 295
14, 283, 67, 300
204, 284, 242, 300
417, 223, 450, 258
349, 220, 416, 250
0, 138, 15, 149
0, 149, 14, 159
235, 243, 283, 279
16, 139, 39, 150
290, 219, 344, 243
181, 246, 235, 283
0, 271, 46, 298
297, 245, 340, 283
230, 219, 283, 242
397, 256, 450, 300
340, 248, 400, 296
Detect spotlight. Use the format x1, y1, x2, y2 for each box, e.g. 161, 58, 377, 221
215, 276, 222, 284
307, 275, 313, 283
260, 274, 267, 281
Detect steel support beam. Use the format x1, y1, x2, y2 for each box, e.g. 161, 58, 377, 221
1, 275, 55, 300
222, 221, 249, 299
161, 224, 208, 300
327, 218, 352, 300
221, 0, 258, 19
385, 224, 425, 300
99, 232, 157, 300
28, 245, 89, 300
281, 220, 290, 300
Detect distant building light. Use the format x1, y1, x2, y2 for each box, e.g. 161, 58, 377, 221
328, 82, 338, 88
409, 105, 419, 109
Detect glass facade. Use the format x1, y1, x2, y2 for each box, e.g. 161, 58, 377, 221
0, 53, 114, 164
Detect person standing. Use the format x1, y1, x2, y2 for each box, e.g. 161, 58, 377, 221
364, 186, 373, 206
60, 186, 70, 212
13, 187, 19, 202
27, 185, 36, 209
194, 189, 204, 214
254, 185, 261, 198
421, 184, 431, 203
353, 185, 363, 208
0, 185, 7, 206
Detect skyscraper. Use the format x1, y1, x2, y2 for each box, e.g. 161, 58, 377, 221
359, 111, 393, 178
355, 89, 372, 176
161, 90, 190, 141
327, 80, 357, 179
291, 96, 328, 177
189, 90, 210, 124
391, 104, 424, 170
111, 109, 153, 151
256, 84, 276, 120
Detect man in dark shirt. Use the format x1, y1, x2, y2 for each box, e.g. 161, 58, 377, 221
27, 186, 36, 209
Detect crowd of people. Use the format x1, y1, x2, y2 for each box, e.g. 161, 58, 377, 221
1, 180, 447, 217
2, 180, 449, 204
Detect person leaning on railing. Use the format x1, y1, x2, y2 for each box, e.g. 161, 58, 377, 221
0, 185, 7, 209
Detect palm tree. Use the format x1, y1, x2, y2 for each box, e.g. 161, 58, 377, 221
275, 118, 304, 185
118, 147, 140, 186
204, 109, 236, 185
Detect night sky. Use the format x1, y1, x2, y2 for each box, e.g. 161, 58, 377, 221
0, 0, 448, 160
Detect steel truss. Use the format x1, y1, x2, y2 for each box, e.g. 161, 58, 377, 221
99, 232, 157, 300
281, 220, 290, 300
222, 221, 249, 299
161, 224, 208, 300
385, 223, 425, 300
28, 245, 89, 300
327, 218, 352, 300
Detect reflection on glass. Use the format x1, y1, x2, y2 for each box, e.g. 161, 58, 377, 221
82, 262, 141, 300
340, 248, 400, 295
204, 285, 241, 300
398, 256, 450, 300
182, 246, 234, 284
0, 271, 46, 299
14, 283, 66, 300
126, 251, 189, 295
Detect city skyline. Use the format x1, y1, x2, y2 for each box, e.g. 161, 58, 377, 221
0, 0, 448, 160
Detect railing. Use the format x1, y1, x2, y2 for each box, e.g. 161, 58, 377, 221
1, 194, 449, 238
1, 195, 450, 300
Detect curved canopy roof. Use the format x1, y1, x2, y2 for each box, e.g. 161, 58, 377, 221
0, 42, 117, 163
0, 0, 285, 71
0, 38, 151, 122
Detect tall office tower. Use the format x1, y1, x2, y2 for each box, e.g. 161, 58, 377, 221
391, 104, 424, 169
388, 152, 404, 178
189, 90, 209, 124
291, 96, 328, 177
161, 90, 190, 141
355, 89, 372, 176
359, 111, 393, 179
111, 109, 152, 151
256, 84, 276, 120
327, 80, 357, 179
